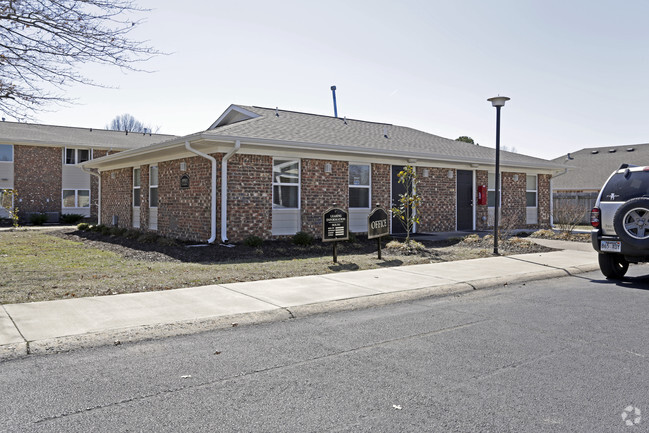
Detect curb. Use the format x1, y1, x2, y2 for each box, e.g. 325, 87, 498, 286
0, 264, 599, 362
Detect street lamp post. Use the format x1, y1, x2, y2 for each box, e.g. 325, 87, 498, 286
487, 96, 510, 255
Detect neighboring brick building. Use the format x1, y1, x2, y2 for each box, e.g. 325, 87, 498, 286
0, 121, 174, 222
82, 105, 564, 243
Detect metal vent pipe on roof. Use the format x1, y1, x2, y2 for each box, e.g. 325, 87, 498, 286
331, 85, 338, 118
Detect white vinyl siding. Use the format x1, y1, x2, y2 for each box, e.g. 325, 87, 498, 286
272, 159, 300, 235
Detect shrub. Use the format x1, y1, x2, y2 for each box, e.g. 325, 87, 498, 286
90, 224, 105, 233
137, 232, 159, 243
244, 235, 263, 247
124, 229, 141, 239
347, 232, 357, 243
157, 237, 178, 247
109, 227, 127, 237
293, 231, 314, 246
99, 225, 112, 236
77, 223, 90, 231
29, 213, 48, 226
61, 213, 85, 224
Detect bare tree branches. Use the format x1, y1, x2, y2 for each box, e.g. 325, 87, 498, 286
0, 0, 161, 119
106, 113, 155, 133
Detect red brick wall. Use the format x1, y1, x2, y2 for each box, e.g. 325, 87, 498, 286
13, 145, 62, 215
538, 174, 551, 228
100, 168, 132, 227
157, 156, 214, 242
501, 172, 526, 228
476, 170, 489, 230
372, 164, 390, 209
300, 159, 348, 237
418, 167, 456, 232
226, 154, 273, 242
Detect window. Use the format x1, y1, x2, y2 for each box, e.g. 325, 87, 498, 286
349, 164, 370, 208
149, 166, 158, 208
0, 144, 13, 162
65, 148, 91, 165
487, 173, 501, 207
526, 175, 537, 207
133, 168, 141, 207
273, 159, 299, 208
62, 190, 90, 208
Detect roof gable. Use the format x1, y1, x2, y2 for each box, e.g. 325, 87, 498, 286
208, 105, 261, 130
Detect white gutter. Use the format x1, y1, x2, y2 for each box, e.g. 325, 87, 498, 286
221, 140, 241, 243
184, 141, 218, 244
81, 166, 102, 225
549, 168, 569, 227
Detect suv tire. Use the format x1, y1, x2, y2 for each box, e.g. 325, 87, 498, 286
613, 197, 649, 248
598, 253, 629, 279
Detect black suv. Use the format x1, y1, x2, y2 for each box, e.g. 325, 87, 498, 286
591, 164, 649, 278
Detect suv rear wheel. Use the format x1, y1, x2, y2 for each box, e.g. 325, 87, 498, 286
598, 253, 629, 279
613, 197, 649, 248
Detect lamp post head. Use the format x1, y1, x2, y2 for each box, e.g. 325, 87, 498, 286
487, 96, 510, 107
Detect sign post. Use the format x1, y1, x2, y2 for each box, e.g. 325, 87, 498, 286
367, 205, 389, 259
322, 207, 349, 264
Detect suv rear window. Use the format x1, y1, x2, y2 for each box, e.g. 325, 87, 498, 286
600, 171, 649, 202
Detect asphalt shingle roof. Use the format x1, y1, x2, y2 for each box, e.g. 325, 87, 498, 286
202, 106, 561, 169
0, 121, 175, 149
552, 144, 649, 191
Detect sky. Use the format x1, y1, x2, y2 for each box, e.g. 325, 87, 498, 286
19, 0, 649, 161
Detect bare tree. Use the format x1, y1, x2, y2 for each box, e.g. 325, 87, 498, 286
0, 1, 161, 119
107, 113, 151, 133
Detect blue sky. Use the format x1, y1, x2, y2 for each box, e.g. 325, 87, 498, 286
29, 0, 649, 160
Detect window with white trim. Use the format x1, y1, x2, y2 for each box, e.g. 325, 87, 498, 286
149, 166, 158, 208
487, 173, 501, 207
349, 164, 370, 208
272, 159, 299, 209
133, 168, 141, 207
62, 190, 90, 208
65, 148, 91, 165
526, 175, 537, 207
0, 144, 13, 162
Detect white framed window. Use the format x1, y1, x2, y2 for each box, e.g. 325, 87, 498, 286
487, 173, 501, 207
272, 159, 300, 209
0, 144, 13, 162
62, 189, 90, 208
526, 175, 538, 207
149, 166, 158, 208
349, 164, 370, 208
65, 148, 91, 165
133, 168, 141, 207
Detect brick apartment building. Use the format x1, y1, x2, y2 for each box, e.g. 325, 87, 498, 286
81, 105, 563, 243
0, 121, 174, 222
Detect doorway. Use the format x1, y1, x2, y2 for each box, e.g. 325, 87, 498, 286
456, 170, 473, 230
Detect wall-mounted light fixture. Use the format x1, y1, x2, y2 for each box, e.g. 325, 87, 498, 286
180, 162, 187, 172
513, 174, 519, 181
324, 163, 332, 173
111, 172, 116, 179
447, 170, 454, 179
422, 169, 430, 178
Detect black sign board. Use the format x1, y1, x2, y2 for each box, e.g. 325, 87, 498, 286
322, 207, 349, 242
180, 174, 190, 189
367, 207, 389, 239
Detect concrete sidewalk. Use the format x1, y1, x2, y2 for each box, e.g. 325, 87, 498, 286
0, 241, 599, 360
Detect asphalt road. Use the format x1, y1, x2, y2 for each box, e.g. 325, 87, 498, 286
2, 265, 649, 433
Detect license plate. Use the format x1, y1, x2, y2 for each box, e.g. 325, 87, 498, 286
601, 240, 621, 252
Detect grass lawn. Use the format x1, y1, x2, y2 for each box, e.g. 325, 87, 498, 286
0, 228, 558, 304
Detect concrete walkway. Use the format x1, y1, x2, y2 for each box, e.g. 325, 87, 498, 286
0, 240, 599, 360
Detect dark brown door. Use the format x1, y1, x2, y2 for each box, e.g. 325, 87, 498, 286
457, 170, 473, 230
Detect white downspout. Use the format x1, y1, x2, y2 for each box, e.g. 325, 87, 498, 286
221, 140, 241, 243
81, 167, 101, 225
184, 141, 218, 244
550, 168, 569, 228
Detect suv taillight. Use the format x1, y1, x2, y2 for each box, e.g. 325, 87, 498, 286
590, 207, 601, 228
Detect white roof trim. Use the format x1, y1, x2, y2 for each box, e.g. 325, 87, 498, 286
208, 105, 261, 130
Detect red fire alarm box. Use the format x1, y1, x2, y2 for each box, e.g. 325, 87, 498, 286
478, 185, 487, 205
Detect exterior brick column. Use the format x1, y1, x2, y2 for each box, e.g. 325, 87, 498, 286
14, 145, 62, 215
